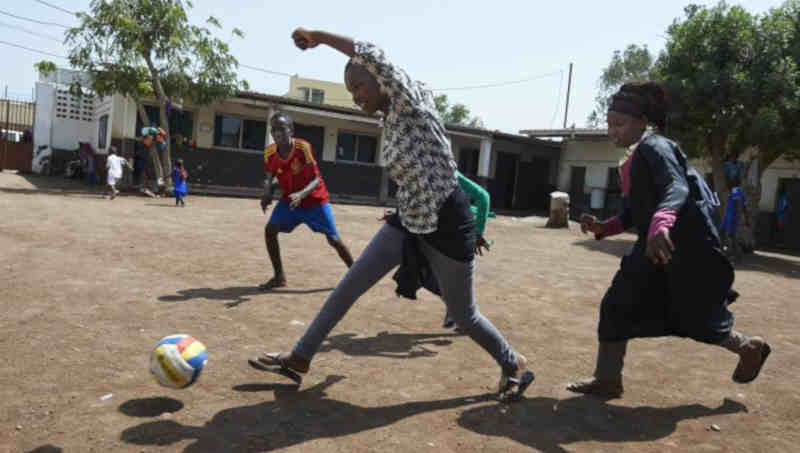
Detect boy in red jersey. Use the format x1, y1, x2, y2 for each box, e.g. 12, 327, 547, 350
259, 112, 354, 290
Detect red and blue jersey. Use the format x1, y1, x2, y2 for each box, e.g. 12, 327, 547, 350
264, 138, 329, 208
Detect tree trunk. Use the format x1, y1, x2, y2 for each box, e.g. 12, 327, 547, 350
708, 134, 729, 219
739, 156, 761, 252
144, 55, 172, 189
157, 104, 172, 189
135, 98, 163, 190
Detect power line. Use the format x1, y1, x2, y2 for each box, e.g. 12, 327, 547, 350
432, 70, 562, 91
34, 0, 75, 16
0, 40, 67, 58
239, 64, 292, 77
0, 9, 70, 28
0, 20, 63, 42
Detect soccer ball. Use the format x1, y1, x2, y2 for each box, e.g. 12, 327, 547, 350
150, 334, 208, 389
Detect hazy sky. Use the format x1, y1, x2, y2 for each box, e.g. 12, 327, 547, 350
0, 0, 786, 133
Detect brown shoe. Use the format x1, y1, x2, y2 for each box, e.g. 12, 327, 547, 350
567, 377, 624, 398
733, 336, 771, 384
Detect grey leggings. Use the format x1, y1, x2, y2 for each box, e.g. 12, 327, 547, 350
293, 223, 520, 373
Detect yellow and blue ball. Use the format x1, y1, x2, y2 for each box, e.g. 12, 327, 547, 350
150, 334, 208, 389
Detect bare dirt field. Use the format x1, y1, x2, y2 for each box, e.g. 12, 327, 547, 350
1, 171, 798, 453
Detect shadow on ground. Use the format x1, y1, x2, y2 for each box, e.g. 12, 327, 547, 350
573, 238, 800, 279
159, 286, 335, 308
458, 396, 746, 453
121, 375, 492, 452
572, 238, 635, 259
119, 397, 185, 418
317, 331, 463, 359
736, 250, 800, 279
119, 375, 746, 453
24, 446, 62, 453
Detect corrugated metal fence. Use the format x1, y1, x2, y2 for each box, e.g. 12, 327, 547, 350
0, 87, 35, 172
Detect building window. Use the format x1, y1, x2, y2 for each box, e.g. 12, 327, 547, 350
98, 114, 109, 150
214, 115, 241, 147
297, 87, 325, 104
336, 132, 377, 164
298, 87, 309, 101
213, 114, 266, 150
311, 89, 325, 104
242, 119, 267, 150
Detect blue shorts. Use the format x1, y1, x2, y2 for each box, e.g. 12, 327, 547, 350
268, 200, 340, 239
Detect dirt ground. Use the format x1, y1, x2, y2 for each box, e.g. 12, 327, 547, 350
1, 171, 798, 453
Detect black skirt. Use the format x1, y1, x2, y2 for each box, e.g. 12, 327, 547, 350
598, 238, 734, 344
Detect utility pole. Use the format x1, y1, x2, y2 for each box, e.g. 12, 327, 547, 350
563, 63, 573, 129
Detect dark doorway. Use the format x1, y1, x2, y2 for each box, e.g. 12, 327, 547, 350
780, 178, 800, 250
515, 158, 552, 211
604, 167, 623, 218
494, 152, 519, 209
569, 166, 587, 219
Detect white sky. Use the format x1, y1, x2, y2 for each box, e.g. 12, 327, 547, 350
0, 0, 786, 133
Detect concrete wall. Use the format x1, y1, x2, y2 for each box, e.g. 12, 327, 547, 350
32, 82, 54, 173
557, 136, 622, 193
48, 87, 96, 150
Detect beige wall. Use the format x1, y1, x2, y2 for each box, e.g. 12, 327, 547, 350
557, 136, 623, 194
123, 96, 385, 164
287, 75, 357, 109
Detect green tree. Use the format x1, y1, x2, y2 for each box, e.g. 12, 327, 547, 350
654, 1, 800, 247
50, 0, 248, 189
587, 44, 654, 128
434, 94, 484, 128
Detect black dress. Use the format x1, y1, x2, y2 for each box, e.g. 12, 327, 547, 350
598, 134, 734, 345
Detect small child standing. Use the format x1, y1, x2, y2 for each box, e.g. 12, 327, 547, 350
173, 158, 188, 207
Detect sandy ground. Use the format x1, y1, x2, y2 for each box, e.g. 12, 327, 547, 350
1, 171, 798, 453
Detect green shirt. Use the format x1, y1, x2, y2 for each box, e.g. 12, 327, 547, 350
457, 171, 490, 236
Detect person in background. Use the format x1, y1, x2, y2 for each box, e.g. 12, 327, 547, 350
173, 158, 188, 207
105, 146, 129, 200
719, 177, 750, 262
